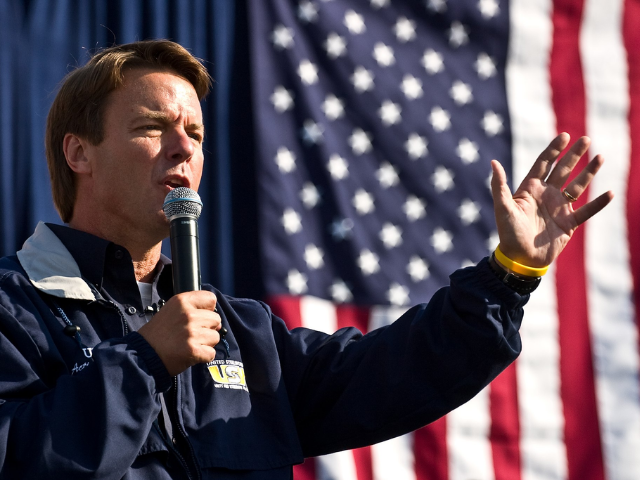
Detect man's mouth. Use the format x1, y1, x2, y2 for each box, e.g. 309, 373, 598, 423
163, 177, 189, 189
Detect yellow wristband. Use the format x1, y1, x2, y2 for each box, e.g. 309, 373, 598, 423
494, 245, 549, 277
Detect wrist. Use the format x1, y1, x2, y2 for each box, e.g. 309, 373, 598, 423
494, 245, 549, 278
489, 252, 542, 295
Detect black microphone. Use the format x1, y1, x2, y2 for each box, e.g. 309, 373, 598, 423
163, 187, 203, 294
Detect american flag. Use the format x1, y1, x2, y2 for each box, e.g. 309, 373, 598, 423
247, 0, 640, 479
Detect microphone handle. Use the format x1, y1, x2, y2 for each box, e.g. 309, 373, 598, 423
169, 216, 201, 294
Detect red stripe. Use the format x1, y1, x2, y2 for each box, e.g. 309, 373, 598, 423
623, 0, 640, 399
489, 363, 521, 480
336, 304, 371, 333
267, 295, 303, 329
352, 446, 373, 480
550, 1, 605, 479
293, 458, 317, 480
413, 418, 448, 480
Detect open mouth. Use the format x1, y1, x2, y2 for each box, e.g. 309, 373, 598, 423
163, 177, 188, 189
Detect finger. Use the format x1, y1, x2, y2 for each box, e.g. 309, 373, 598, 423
573, 190, 614, 225
178, 290, 218, 311
490, 160, 513, 214
521, 132, 571, 183
562, 154, 604, 201
546, 136, 591, 188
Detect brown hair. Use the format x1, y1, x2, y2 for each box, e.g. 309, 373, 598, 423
45, 39, 212, 223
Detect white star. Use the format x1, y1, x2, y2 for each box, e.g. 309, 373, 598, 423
479, 0, 500, 19
432, 166, 454, 192
286, 269, 308, 295
403, 195, 426, 221
431, 227, 453, 253
271, 25, 294, 50
301, 120, 324, 145
448, 22, 469, 48
456, 138, 479, 164
358, 249, 380, 275
458, 199, 480, 225
275, 147, 296, 173
376, 162, 400, 188
351, 66, 375, 92
430, 106, 451, 132
330, 280, 353, 303
270, 86, 294, 113
405, 133, 428, 159
401, 74, 423, 100
486, 230, 500, 251
426, 0, 447, 13
387, 283, 410, 306
476, 53, 497, 79
327, 154, 349, 180
322, 94, 344, 120
344, 10, 366, 34
370, 0, 390, 7
482, 111, 504, 136
298, 1, 319, 22
450, 80, 473, 105
407, 256, 430, 282
304, 244, 324, 269
349, 128, 372, 155
373, 42, 395, 67
325, 33, 347, 59
298, 59, 318, 85
353, 189, 375, 215
379, 223, 403, 248
394, 17, 417, 42
379, 100, 402, 126
282, 208, 302, 234
422, 49, 444, 74
300, 182, 320, 208
331, 218, 354, 240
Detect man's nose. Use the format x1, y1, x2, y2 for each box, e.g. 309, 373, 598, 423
166, 128, 195, 162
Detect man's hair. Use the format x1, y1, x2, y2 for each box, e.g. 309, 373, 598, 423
45, 39, 212, 223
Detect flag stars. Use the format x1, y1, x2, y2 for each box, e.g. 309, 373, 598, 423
476, 53, 497, 79
482, 111, 504, 136
405, 133, 428, 159
301, 120, 324, 145
271, 25, 294, 50
379, 223, 403, 248
358, 249, 380, 275
394, 17, 417, 42
479, 0, 500, 19
432, 166, 454, 192
275, 147, 296, 173
282, 208, 302, 234
325, 33, 347, 59
430, 106, 451, 132
376, 162, 400, 188
373, 42, 395, 67
344, 10, 366, 34
349, 128, 372, 155
450, 80, 473, 105
403, 195, 426, 221
401, 74, 423, 100
298, 59, 319, 85
331, 218, 354, 240
327, 154, 349, 180
298, 1, 319, 22
458, 199, 481, 225
379, 100, 402, 126
304, 244, 325, 269
353, 189, 375, 215
387, 283, 410, 306
270, 86, 294, 113
322, 94, 345, 120
422, 49, 444, 74
456, 138, 479, 164
330, 280, 353, 303
370, 0, 390, 8
352, 66, 375, 92
286, 269, 308, 295
300, 182, 320, 208
486, 231, 500, 251
426, 0, 447, 13
407, 256, 430, 282
448, 22, 469, 48
431, 227, 453, 253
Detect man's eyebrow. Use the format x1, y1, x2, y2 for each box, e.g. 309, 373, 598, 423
131, 112, 205, 132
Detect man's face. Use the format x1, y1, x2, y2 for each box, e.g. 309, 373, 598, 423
79, 68, 205, 239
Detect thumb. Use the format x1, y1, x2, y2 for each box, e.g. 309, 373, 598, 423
490, 160, 513, 215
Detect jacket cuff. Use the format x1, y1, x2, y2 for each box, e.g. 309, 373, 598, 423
124, 331, 173, 393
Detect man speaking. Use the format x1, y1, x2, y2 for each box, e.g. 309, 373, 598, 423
0, 40, 612, 479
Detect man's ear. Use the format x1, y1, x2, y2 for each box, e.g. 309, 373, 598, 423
63, 133, 93, 174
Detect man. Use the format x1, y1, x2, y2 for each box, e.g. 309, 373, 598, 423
0, 40, 612, 479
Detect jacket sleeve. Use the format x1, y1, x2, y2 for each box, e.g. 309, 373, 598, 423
270, 258, 528, 457
0, 274, 172, 479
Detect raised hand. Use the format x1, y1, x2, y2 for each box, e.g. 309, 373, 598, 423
491, 133, 614, 268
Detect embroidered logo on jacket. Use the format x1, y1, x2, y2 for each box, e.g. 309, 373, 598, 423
207, 359, 248, 392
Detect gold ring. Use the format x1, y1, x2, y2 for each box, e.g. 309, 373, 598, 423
562, 189, 578, 203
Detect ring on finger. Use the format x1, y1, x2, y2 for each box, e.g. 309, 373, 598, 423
562, 188, 578, 203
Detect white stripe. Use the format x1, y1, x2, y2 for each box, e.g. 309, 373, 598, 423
317, 452, 359, 480
581, 0, 640, 478
447, 388, 494, 480
369, 305, 410, 331
300, 295, 338, 333
506, 1, 568, 479
371, 434, 416, 480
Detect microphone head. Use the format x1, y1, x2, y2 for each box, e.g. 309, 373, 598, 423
163, 187, 203, 221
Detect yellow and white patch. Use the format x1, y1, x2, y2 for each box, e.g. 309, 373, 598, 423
207, 359, 248, 392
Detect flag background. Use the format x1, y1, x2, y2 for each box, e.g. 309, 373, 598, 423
0, 1, 639, 479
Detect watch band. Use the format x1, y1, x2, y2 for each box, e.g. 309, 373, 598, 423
489, 253, 541, 295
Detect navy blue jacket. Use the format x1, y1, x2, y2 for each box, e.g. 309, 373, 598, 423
0, 223, 527, 479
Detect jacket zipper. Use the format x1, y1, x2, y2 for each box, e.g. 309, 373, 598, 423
171, 375, 202, 480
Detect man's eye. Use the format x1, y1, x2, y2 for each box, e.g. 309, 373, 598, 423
189, 133, 203, 143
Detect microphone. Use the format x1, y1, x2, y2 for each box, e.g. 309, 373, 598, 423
163, 187, 203, 294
